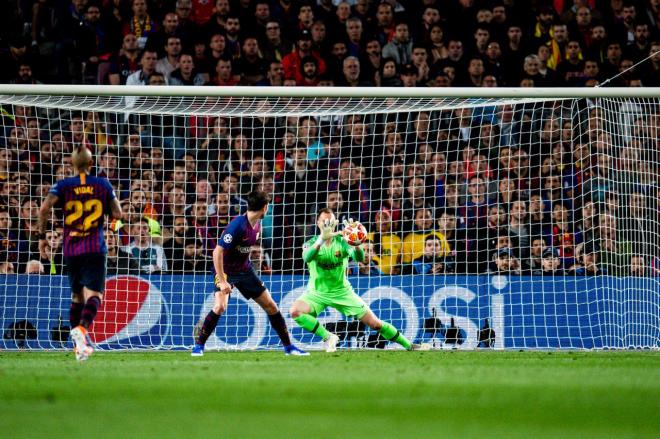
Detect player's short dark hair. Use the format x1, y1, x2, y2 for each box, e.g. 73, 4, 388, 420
246, 190, 269, 211
318, 207, 334, 217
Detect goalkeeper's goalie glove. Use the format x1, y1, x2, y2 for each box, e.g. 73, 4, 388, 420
342, 217, 360, 230
320, 218, 339, 240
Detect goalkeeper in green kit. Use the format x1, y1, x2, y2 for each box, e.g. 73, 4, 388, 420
290, 208, 430, 352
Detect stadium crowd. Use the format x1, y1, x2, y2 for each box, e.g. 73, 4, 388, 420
0, 0, 659, 277
1, 0, 659, 87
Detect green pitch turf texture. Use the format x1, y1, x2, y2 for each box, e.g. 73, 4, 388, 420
1, 351, 658, 438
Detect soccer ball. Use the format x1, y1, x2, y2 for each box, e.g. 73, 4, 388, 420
342, 222, 367, 246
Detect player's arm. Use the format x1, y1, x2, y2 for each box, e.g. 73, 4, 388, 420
109, 197, 123, 220
214, 223, 240, 294
37, 194, 59, 237
342, 238, 365, 263
351, 244, 365, 263
302, 238, 322, 263
37, 194, 59, 254
212, 245, 231, 294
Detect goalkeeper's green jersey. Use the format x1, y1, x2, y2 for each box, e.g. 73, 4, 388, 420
302, 235, 364, 296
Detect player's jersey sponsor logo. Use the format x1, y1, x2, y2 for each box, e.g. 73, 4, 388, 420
223, 234, 233, 244
238, 246, 251, 254
317, 261, 342, 270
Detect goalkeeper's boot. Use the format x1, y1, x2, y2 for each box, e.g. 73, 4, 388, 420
409, 343, 432, 351
191, 343, 205, 357
70, 326, 94, 361
324, 333, 340, 353
284, 344, 309, 356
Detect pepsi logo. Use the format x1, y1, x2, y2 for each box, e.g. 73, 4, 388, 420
90, 275, 164, 344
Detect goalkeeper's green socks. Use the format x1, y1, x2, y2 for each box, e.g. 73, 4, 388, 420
379, 321, 412, 350
294, 314, 330, 341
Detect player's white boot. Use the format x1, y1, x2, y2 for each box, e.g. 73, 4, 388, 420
71, 326, 94, 361
410, 343, 432, 351
324, 333, 340, 353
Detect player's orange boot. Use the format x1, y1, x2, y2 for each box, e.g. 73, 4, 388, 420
71, 326, 94, 361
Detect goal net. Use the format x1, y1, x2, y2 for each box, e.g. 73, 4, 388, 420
0, 86, 658, 351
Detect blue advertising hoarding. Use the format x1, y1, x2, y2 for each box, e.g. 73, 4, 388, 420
1, 275, 658, 350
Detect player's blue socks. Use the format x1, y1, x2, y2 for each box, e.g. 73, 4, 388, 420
196, 310, 220, 345
70, 302, 84, 328
80, 296, 101, 329
267, 311, 292, 346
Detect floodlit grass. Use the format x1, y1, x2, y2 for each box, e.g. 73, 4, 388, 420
0, 350, 658, 438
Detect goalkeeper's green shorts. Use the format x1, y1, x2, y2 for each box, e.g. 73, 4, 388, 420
299, 289, 369, 320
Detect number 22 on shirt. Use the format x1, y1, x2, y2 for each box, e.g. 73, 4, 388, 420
64, 199, 103, 236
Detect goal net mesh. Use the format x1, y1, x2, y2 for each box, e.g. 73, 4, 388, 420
0, 92, 658, 350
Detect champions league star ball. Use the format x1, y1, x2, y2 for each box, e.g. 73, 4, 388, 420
342, 222, 367, 246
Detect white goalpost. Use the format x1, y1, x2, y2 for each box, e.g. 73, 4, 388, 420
0, 85, 658, 351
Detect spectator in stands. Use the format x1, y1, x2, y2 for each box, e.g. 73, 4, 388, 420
202, 0, 231, 42
376, 58, 401, 86
282, 29, 326, 84
366, 209, 402, 275
382, 22, 412, 66
630, 255, 650, 277
124, 218, 168, 274
168, 53, 206, 85
218, 174, 247, 216
372, 2, 395, 47
203, 33, 229, 74
105, 230, 139, 275
249, 244, 272, 275
507, 200, 530, 258
600, 40, 624, 81
256, 60, 285, 86
261, 19, 293, 63
123, 0, 158, 50
175, 0, 196, 38
126, 49, 158, 86
347, 240, 382, 275
569, 241, 603, 275
598, 212, 632, 276
642, 41, 660, 86
0, 262, 15, 274
25, 259, 45, 275
164, 215, 191, 273
237, 37, 269, 85
298, 56, 321, 86
337, 56, 372, 86
623, 191, 659, 259
211, 56, 239, 86
404, 235, 452, 275
402, 207, 450, 265
524, 236, 547, 274
178, 237, 213, 273
146, 13, 183, 58
547, 201, 581, 262
345, 17, 365, 58
533, 247, 565, 276
155, 36, 182, 78
488, 248, 521, 275
11, 62, 41, 85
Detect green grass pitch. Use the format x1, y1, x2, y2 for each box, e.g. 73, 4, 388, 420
0, 350, 658, 438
